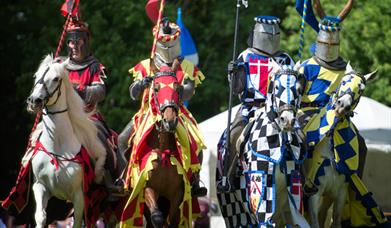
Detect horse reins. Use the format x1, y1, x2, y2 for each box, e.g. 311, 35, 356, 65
34, 65, 68, 115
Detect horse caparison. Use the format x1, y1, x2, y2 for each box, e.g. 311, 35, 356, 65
143, 69, 184, 228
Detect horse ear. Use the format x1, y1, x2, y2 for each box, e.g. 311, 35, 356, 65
294, 60, 301, 72
60, 58, 70, 69
270, 59, 282, 76
346, 61, 354, 73
364, 69, 378, 82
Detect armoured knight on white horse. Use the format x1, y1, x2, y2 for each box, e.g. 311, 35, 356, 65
298, 0, 389, 227
223, 15, 294, 188
64, 18, 128, 195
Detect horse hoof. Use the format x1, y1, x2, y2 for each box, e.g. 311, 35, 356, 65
151, 210, 164, 228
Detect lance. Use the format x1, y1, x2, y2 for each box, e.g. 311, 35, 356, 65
150, 0, 166, 70
220, 0, 248, 191
24, 0, 78, 160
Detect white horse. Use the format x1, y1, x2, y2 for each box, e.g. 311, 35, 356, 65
26, 54, 106, 228
237, 62, 310, 227
304, 62, 377, 228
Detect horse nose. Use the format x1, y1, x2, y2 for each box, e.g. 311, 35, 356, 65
28, 95, 43, 105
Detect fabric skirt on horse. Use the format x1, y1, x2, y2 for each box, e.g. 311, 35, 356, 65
216, 110, 306, 227
301, 105, 388, 227
120, 100, 204, 227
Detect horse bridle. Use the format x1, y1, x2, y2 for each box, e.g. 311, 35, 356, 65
151, 73, 179, 132
33, 64, 66, 115
332, 71, 366, 116
270, 69, 301, 116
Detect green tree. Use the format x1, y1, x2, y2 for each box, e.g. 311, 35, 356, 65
283, 0, 391, 105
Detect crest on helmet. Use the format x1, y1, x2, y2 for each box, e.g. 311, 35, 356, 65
153, 19, 181, 65
313, 0, 353, 62
248, 16, 281, 56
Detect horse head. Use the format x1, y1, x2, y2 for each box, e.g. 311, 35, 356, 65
27, 54, 69, 113
268, 61, 305, 131
334, 62, 377, 117
152, 67, 181, 133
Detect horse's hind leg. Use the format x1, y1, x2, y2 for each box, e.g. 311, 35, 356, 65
32, 182, 50, 228
72, 188, 85, 228
145, 187, 163, 228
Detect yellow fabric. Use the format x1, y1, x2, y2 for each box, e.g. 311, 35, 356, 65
128, 58, 205, 87
300, 57, 345, 105
302, 105, 387, 226
121, 59, 206, 227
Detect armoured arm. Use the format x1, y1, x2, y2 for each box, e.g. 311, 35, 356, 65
78, 84, 106, 104
232, 67, 246, 95
129, 80, 143, 101
180, 79, 195, 102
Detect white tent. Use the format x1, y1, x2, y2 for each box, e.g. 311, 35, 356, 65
199, 96, 391, 226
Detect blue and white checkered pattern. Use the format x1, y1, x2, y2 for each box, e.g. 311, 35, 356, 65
254, 16, 281, 25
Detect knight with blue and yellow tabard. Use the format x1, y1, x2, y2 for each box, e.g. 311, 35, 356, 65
299, 17, 359, 192
299, 14, 389, 227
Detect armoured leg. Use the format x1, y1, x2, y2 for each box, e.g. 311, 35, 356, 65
357, 133, 367, 178
225, 110, 247, 178
118, 120, 135, 160
191, 152, 208, 197
94, 120, 128, 197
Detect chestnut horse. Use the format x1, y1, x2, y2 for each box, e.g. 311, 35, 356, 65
143, 70, 184, 228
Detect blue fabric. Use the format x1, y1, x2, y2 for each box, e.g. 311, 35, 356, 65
295, 0, 319, 32
176, 8, 198, 57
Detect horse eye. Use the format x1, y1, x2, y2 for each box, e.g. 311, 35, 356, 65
173, 82, 178, 90
53, 77, 59, 82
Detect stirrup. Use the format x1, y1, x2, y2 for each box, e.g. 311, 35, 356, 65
191, 186, 208, 197
303, 184, 318, 196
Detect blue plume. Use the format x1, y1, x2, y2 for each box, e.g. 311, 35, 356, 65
296, 0, 319, 32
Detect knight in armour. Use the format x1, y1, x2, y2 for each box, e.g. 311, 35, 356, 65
225, 16, 294, 180
118, 18, 207, 197
298, 4, 367, 195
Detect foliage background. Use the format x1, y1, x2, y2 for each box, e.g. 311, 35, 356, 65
1, 0, 390, 198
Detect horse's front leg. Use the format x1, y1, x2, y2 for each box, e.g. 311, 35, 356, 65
32, 182, 50, 228
308, 192, 321, 228
331, 181, 347, 228
145, 186, 163, 228
72, 187, 85, 228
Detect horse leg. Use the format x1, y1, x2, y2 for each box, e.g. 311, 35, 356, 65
167, 186, 183, 227
71, 187, 85, 228
331, 183, 347, 228
308, 193, 321, 228
318, 196, 333, 228
32, 182, 50, 228
145, 187, 163, 228
273, 166, 291, 227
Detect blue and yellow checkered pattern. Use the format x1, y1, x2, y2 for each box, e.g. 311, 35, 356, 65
299, 57, 345, 108
303, 103, 388, 227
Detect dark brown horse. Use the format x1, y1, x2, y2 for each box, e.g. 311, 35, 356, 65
143, 68, 184, 228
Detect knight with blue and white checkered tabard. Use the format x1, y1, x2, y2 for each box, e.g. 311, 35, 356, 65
224, 16, 294, 181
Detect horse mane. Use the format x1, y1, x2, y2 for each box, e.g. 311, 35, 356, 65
48, 55, 106, 159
